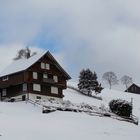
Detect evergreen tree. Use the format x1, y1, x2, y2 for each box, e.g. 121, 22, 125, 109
78, 69, 102, 96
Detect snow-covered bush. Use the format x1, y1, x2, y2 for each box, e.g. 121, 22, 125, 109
109, 99, 132, 117
8, 98, 15, 102
79, 103, 93, 110
61, 100, 73, 108
99, 103, 108, 113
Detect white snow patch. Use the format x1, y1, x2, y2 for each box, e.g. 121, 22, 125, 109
0, 51, 46, 77
0, 88, 140, 140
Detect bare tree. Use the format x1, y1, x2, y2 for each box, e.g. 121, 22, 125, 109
24, 47, 31, 59
102, 71, 118, 89
13, 47, 36, 60
121, 75, 132, 91
13, 49, 25, 60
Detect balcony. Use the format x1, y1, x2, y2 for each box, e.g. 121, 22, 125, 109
43, 78, 55, 84
43, 78, 66, 87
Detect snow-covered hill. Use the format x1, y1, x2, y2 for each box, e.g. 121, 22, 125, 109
0, 88, 140, 140
64, 88, 140, 117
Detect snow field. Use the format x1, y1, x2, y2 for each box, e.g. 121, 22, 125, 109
0, 88, 140, 140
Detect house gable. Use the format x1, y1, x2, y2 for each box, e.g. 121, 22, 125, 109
0, 51, 71, 80
27, 51, 71, 80
125, 83, 140, 94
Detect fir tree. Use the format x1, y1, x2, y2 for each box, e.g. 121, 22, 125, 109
78, 69, 102, 96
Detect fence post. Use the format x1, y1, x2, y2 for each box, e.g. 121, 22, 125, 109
131, 97, 133, 117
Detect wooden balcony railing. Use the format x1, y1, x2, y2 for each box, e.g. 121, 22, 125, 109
43, 78, 55, 84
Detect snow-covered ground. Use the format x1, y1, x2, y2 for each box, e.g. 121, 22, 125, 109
0, 88, 140, 140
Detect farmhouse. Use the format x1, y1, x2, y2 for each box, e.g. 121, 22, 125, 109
125, 83, 140, 94
0, 51, 71, 101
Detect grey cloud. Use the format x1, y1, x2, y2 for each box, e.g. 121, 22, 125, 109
0, 0, 140, 87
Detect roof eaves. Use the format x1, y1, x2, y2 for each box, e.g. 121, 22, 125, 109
47, 51, 71, 80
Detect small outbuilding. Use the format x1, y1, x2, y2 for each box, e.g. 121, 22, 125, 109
125, 83, 140, 94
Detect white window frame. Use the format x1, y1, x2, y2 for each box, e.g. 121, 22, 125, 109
2, 76, 8, 81
33, 84, 41, 92
43, 73, 48, 79
53, 75, 58, 82
33, 72, 38, 79
2, 89, 7, 96
45, 63, 50, 70
51, 86, 58, 94
41, 62, 45, 69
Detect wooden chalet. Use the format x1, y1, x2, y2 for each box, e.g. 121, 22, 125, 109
0, 51, 71, 101
125, 83, 140, 94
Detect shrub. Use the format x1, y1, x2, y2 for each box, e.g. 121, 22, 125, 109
109, 99, 132, 117
8, 98, 15, 102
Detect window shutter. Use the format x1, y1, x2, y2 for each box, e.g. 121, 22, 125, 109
33, 84, 41, 91
51, 87, 58, 94
43, 73, 48, 79
33, 72, 38, 79
41, 62, 45, 69
2, 89, 7, 96
53, 75, 58, 82
46, 63, 50, 70
23, 83, 27, 91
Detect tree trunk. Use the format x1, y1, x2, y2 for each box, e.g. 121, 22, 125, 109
109, 84, 111, 89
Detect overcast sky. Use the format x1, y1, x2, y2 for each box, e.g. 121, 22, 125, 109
0, 0, 140, 89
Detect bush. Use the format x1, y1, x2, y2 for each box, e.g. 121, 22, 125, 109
8, 98, 15, 102
109, 99, 132, 117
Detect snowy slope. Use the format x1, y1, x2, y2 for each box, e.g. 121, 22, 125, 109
64, 88, 140, 117
0, 88, 140, 140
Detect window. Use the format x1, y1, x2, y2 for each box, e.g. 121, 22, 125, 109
23, 83, 27, 91
41, 62, 45, 69
41, 62, 50, 70
53, 75, 58, 82
43, 73, 48, 79
33, 72, 38, 79
33, 84, 41, 91
46, 63, 50, 70
2, 76, 8, 81
2, 89, 7, 96
51, 86, 58, 94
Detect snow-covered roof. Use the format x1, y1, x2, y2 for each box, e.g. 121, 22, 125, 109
0, 51, 47, 77
0, 51, 71, 79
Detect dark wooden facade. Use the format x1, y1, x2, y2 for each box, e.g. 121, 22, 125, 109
0, 51, 71, 101
125, 83, 140, 95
